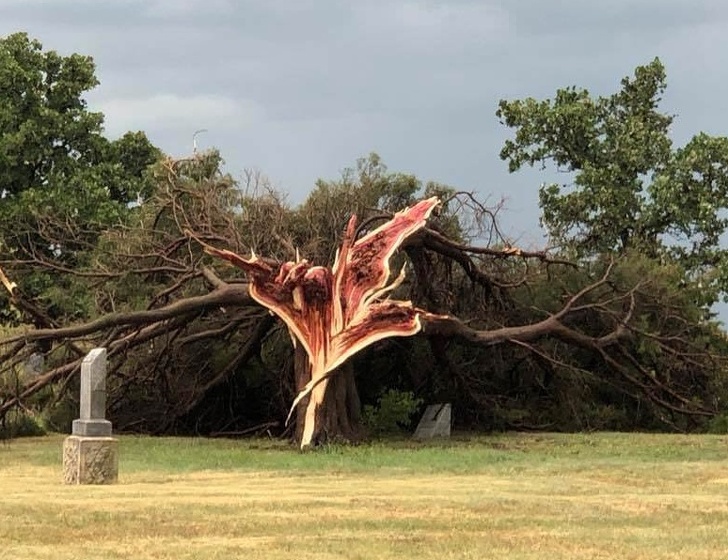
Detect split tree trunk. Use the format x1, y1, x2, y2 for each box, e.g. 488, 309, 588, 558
293, 344, 362, 447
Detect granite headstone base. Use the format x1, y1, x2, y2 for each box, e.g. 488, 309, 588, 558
72, 418, 112, 437
63, 435, 118, 485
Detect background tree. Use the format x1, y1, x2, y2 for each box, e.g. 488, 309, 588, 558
0, 32, 159, 323
497, 58, 728, 306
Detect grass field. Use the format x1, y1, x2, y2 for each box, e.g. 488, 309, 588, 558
1, 432, 728, 559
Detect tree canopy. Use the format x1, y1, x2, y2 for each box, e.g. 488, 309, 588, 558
0, 32, 159, 268
0, 39, 726, 443
0, 32, 160, 323
498, 58, 728, 305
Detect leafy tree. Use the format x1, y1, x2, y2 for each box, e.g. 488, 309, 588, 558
0, 32, 159, 264
0, 32, 160, 321
497, 58, 728, 304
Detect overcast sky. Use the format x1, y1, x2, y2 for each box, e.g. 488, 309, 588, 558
2, 0, 728, 248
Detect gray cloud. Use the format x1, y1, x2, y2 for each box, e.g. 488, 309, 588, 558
1, 0, 727, 243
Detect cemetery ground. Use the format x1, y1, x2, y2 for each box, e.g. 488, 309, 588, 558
2, 432, 728, 559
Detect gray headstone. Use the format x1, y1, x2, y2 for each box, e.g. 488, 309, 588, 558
413, 403, 451, 439
24, 352, 44, 376
72, 348, 112, 437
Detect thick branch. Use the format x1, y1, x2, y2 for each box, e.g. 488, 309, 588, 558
1, 281, 254, 345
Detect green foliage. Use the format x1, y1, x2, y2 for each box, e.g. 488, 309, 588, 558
0, 33, 102, 194
493, 58, 728, 430
707, 413, 728, 434
498, 58, 728, 304
291, 153, 420, 263
0, 32, 160, 322
0, 409, 46, 438
0, 54, 723, 440
468, 252, 728, 432
0, 33, 159, 204
106, 152, 724, 436
362, 389, 423, 435
40, 392, 77, 433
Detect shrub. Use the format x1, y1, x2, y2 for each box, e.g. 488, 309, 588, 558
0, 409, 47, 438
707, 413, 728, 434
362, 389, 423, 435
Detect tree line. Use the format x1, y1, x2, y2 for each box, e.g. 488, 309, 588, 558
1, 33, 727, 443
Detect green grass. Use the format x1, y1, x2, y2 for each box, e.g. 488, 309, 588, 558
2, 432, 728, 559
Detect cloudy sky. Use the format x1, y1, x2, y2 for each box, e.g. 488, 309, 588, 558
2, 0, 728, 247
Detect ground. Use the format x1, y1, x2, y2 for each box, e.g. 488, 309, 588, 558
1, 432, 728, 559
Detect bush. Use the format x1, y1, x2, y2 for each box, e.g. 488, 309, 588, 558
362, 389, 423, 435
41, 394, 77, 434
707, 413, 728, 434
0, 409, 47, 438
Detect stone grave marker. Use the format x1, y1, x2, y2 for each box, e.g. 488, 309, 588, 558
413, 403, 451, 439
63, 348, 118, 484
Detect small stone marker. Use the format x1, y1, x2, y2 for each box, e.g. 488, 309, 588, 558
413, 403, 451, 439
24, 352, 44, 376
63, 348, 118, 484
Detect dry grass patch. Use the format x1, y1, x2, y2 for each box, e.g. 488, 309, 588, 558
1, 433, 728, 559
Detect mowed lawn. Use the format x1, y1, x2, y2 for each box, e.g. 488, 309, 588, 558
1, 433, 728, 559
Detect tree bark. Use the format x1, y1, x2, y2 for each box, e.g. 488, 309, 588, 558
293, 344, 362, 447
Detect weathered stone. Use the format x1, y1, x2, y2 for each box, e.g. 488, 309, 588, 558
63, 435, 118, 485
64, 347, 118, 484
413, 403, 451, 439
79, 348, 107, 420
72, 347, 112, 437
71, 418, 113, 437
24, 352, 44, 376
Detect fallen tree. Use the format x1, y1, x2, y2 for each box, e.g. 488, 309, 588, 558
0, 153, 723, 443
